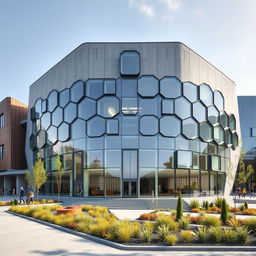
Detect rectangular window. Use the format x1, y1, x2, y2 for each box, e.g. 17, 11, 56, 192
252, 128, 256, 137
176, 150, 192, 169
0, 145, 4, 159
0, 114, 4, 128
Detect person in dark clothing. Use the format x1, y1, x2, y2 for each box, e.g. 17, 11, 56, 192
19, 186, 26, 204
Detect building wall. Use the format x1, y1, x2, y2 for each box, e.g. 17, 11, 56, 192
26, 42, 240, 195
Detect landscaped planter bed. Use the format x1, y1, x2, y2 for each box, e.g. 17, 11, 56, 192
0, 199, 58, 206
8, 204, 256, 247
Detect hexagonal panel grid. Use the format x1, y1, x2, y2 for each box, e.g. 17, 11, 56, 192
207, 106, 219, 125
47, 126, 57, 145
29, 135, 37, 150
162, 99, 174, 115
138, 75, 158, 97
58, 122, 70, 142
70, 80, 84, 103
120, 51, 140, 76
182, 118, 198, 139
52, 107, 63, 127
175, 97, 191, 119
41, 112, 51, 130
220, 111, 229, 129
214, 91, 224, 111
183, 82, 198, 102
229, 114, 236, 132
78, 98, 96, 120
200, 121, 213, 142
87, 116, 105, 137
64, 102, 77, 123
139, 116, 158, 135
225, 129, 233, 147
214, 125, 224, 145
97, 96, 120, 118
47, 90, 58, 112
86, 79, 104, 99
193, 102, 207, 122
160, 116, 181, 137
34, 99, 42, 118
37, 130, 46, 148
71, 118, 86, 140
199, 84, 213, 106
59, 88, 70, 108
160, 77, 182, 98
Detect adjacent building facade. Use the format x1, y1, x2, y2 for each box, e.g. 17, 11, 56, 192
26, 42, 240, 198
0, 97, 28, 194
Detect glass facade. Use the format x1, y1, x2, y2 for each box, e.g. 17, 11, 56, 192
32, 50, 238, 198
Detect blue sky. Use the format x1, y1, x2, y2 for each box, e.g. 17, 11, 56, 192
0, 0, 255, 104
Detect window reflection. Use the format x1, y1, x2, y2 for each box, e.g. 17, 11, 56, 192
97, 96, 119, 118
122, 98, 138, 115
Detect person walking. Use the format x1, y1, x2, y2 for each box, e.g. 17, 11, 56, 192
19, 186, 25, 204
238, 187, 241, 199
27, 190, 34, 204
242, 187, 247, 198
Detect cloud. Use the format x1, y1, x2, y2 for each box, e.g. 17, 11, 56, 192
161, 0, 181, 11
195, 9, 205, 17
128, 0, 155, 19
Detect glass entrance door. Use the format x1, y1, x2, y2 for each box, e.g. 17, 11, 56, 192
73, 151, 83, 197
122, 150, 138, 197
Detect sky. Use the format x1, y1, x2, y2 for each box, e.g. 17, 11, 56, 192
0, 0, 255, 104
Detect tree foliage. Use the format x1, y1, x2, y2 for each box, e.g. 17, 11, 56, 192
54, 154, 65, 202
220, 199, 228, 224
176, 194, 183, 221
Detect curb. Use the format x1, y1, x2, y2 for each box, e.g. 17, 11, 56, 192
6, 210, 256, 252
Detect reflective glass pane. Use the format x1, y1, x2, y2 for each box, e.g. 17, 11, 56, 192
158, 150, 174, 168
87, 116, 105, 137
229, 114, 236, 131
189, 139, 200, 152
59, 88, 69, 108
97, 96, 119, 118
121, 79, 137, 97
193, 102, 206, 122
64, 103, 77, 123
208, 106, 219, 125
78, 98, 96, 120
52, 107, 63, 127
46, 126, 57, 145
177, 150, 192, 168
200, 155, 208, 170
210, 171, 218, 195
199, 84, 213, 106
74, 138, 86, 152
139, 150, 157, 168
175, 97, 191, 119
139, 136, 157, 149
104, 79, 116, 95
105, 136, 121, 149
70, 80, 84, 103
138, 75, 158, 97
71, 118, 86, 139
34, 99, 42, 118
158, 136, 175, 149
225, 129, 232, 146
211, 156, 220, 171
160, 116, 181, 137
86, 168, 104, 196
122, 136, 138, 148
183, 82, 198, 102
158, 169, 175, 197
220, 111, 228, 128
140, 116, 158, 135
162, 99, 174, 115
105, 168, 121, 196
175, 135, 189, 150
201, 170, 209, 195
139, 168, 156, 197
42, 100, 47, 113
218, 172, 226, 195
107, 119, 119, 135
41, 112, 51, 130
32, 119, 40, 134
87, 137, 104, 150
176, 169, 190, 196
214, 125, 224, 144
30, 135, 36, 150
122, 117, 138, 135
139, 98, 158, 116
122, 150, 138, 179
58, 122, 70, 142
122, 98, 138, 115
160, 77, 182, 98
208, 143, 217, 154
105, 150, 121, 168
200, 122, 213, 141
120, 51, 140, 76
87, 150, 103, 168
232, 132, 238, 148
86, 79, 104, 99
37, 130, 46, 148
214, 91, 224, 111
193, 153, 199, 169
47, 90, 58, 112
182, 118, 198, 139
190, 169, 200, 195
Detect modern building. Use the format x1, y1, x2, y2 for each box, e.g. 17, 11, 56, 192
238, 96, 256, 188
26, 42, 240, 198
0, 97, 28, 194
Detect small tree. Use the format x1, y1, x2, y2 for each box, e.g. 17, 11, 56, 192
244, 201, 248, 210
220, 198, 228, 224
25, 170, 31, 187
54, 154, 65, 203
32, 153, 47, 201
176, 193, 183, 221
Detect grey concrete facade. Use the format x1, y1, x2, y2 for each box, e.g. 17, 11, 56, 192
26, 42, 240, 196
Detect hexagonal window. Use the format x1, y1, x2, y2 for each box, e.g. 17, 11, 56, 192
78, 98, 96, 120
232, 132, 238, 148
42, 100, 47, 113
200, 121, 213, 142
225, 129, 232, 146
229, 114, 236, 131
97, 96, 119, 118
183, 82, 198, 102
32, 119, 40, 134
193, 102, 207, 122
199, 84, 213, 106
138, 76, 158, 97
160, 116, 181, 137
208, 106, 219, 125
30, 135, 37, 150
37, 130, 46, 148
52, 107, 63, 127
104, 79, 116, 95
47, 90, 58, 112
86, 79, 104, 99
34, 99, 42, 118
70, 80, 84, 103
71, 118, 86, 140
160, 77, 182, 98
59, 88, 69, 108
87, 116, 105, 137
214, 125, 224, 145
140, 116, 158, 135
214, 91, 224, 111
106, 119, 119, 135
182, 118, 198, 139
220, 111, 228, 129
41, 112, 51, 130
47, 126, 57, 145
120, 51, 140, 76
58, 122, 70, 142
64, 102, 77, 123
175, 97, 191, 119
162, 99, 174, 115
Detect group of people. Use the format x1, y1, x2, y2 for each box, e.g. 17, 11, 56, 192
237, 186, 256, 198
19, 186, 34, 204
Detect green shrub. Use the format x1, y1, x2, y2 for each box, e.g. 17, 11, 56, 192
180, 230, 195, 242
109, 220, 134, 243
11, 200, 14, 206
199, 211, 206, 217
165, 234, 178, 246
196, 226, 207, 242
207, 227, 222, 243
227, 218, 241, 229
222, 228, 237, 244
141, 225, 153, 243
189, 200, 200, 209
209, 202, 214, 207
242, 218, 256, 234
157, 225, 171, 242
131, 222, 141, 238
201, 216, 221, 227
236, 227, 251, 245
88, 218, 110, 238
213, 197, 223, 208
176, 194, 183, 221
220, 199, 228, 224
81, 205, 94, 212
13, 199, 18, 205
202, 201, 209, 210
41, 199, 47, 204
178, 216, 190, 230
244, 201, 248, 210
156, 214, 179, 232
170, 209, 176, 216
239, 204, 245, 211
